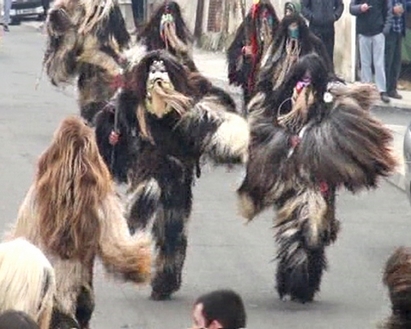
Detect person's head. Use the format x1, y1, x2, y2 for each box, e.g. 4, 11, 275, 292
190, 289, 246, 329
0, 311, 39, 329
284, 0, 301, 16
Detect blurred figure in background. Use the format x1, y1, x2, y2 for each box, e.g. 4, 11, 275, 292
301, 0, 344, 63
2, 0, 11, 31
384, 0, 411, 99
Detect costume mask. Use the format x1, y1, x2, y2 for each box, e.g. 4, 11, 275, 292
160, 12, 175, 39
288, 23, 299, 40
145, 60, 174, 117
285, 4, 295, 16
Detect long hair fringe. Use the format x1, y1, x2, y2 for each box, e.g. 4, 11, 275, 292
35, 116, 112, 260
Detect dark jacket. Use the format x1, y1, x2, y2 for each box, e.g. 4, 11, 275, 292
350, 0, 393, 36
301, 0, 344, 27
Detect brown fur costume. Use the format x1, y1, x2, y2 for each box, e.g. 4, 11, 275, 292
94, 50, 249, 300
9, 116, 152, 329
43, 0, 135, 124
0, 238, 55, 329
238, 53, 397, 303
382, 247, 411, 329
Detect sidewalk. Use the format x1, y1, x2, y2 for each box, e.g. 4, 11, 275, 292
20, 20, 410, 192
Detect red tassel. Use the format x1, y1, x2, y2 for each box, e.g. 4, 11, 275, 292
110, 74, 125, 91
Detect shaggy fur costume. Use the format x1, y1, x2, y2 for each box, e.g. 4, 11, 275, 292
0, 238, 55, 329
382, 247, 411, 329
9, 117, 153, 329
94, 50, 249, 300
257, 13, 334, 94
137, 1, 197, 72
227, 0, 279, 106
43, 0, 133, 124
237, 53, 397, 303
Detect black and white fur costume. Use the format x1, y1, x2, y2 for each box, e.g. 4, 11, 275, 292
237, 53, 397, 303
94, 50, 249, 300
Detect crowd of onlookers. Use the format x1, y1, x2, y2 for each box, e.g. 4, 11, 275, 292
300, 0, 410, 104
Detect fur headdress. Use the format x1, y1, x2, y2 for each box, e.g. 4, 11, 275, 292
382, 247, 411, 329
227, 0, 279, 94
34, 116, 112, 260
137, 1, 193, 56
257, 13, 333, 93
0, 238, 55, 329
123, 50, 194, 139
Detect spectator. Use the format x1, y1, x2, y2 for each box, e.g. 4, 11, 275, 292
350, 0, 393, 103
301, 0, 344, 63
189, 289, 247, 329
2, 0, 11, 32
0, 311, 39, 329
385, 0, 411, 99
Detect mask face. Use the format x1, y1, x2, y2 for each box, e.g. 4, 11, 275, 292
160, 12, 175, 34
285, 4, 295, 16
147, 60, 172, 88
288, 23, 299, 39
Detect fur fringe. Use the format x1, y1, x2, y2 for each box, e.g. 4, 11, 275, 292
274, 188, 339, 302
0, 238, 55, 329
297, 83, 398, 192
381, 247, 411, 329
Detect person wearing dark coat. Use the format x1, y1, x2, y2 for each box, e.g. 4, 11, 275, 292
301, 0, 344, 62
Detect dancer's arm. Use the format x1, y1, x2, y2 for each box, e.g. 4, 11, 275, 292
98, 193, 152, 284
296, 84, 398, 192
176, 96, 250, 165
94, 91, 140, 183
237, 121, 292, 221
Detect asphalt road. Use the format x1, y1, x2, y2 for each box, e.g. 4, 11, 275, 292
1, 25, 411, 329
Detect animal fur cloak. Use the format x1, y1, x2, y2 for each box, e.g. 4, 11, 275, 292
257, 13, 334, 94
94, 49, 249, 300
137, 1, 197, 72
237, 53, 397, 303
9, 117, 153, 329
43, 0, 134, 124
227, 0, 279, 106
382, 247, 411, 329
0, 238, 55, 329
